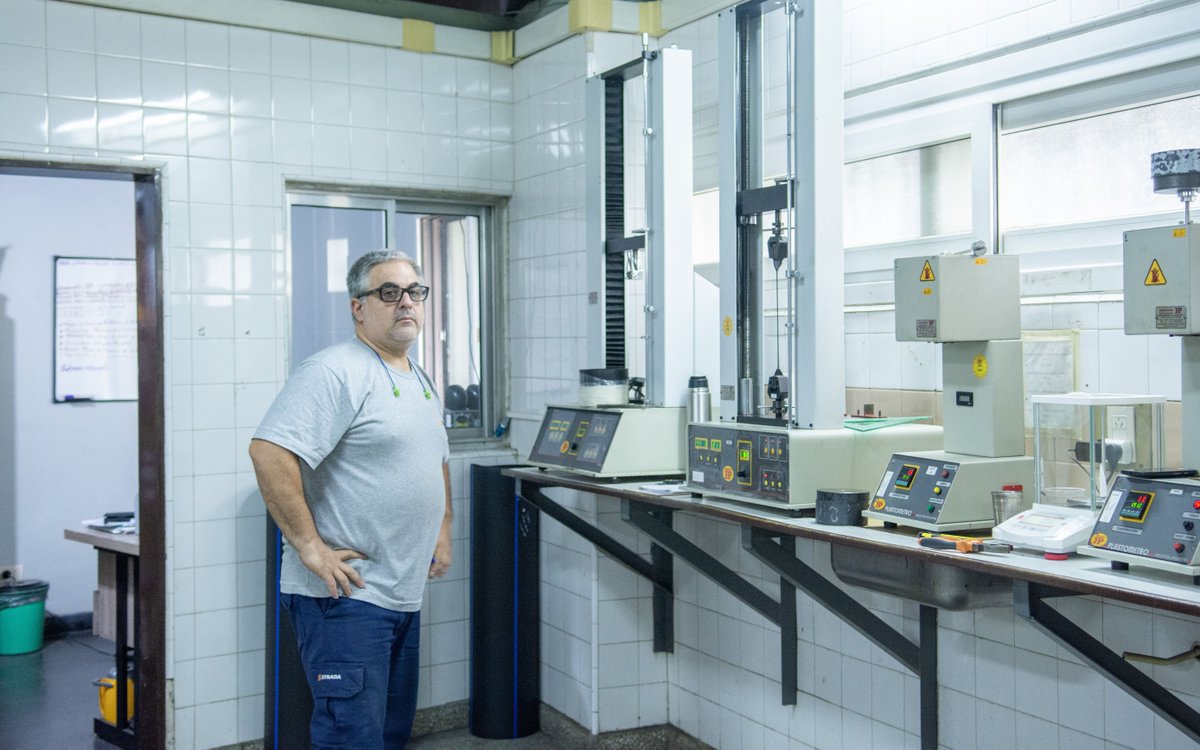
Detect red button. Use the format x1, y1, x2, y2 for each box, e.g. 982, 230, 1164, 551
1174, 542, 1185, 553
941, 470, 950, 478
1193, 500, 1200, 510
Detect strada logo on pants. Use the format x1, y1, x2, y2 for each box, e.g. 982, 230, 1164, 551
316, 673, 343, 681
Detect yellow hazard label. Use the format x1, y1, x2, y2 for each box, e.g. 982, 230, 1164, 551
919, 260, 935, 282
722, 316, 733, 336
922, 288, 932, 296
1145, 259, 1167, 286
1173, 228, 1187, 238
972, 354, 988, 379
974, 257, 988, 265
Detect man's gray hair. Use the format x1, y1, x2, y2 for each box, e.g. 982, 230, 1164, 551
346, 250, 424, 298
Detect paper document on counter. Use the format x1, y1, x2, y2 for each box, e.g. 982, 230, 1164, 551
83, 518, 137, 534
638, 481, 690, 495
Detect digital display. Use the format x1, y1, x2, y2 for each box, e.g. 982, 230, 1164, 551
528, 408, 621, 471
694, 437, 707, 450
1018, 513, 1061, 529
895, 464, 919, 490
739, 448, 751, 461
709, 438, 721, 451
1118, 490, 1154, 522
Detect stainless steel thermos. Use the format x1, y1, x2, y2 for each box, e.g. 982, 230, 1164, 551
688, 375, 710, 423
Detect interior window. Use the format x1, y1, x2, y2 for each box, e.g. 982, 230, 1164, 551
843, 139, 972, 248
999, 95, 1199, 230
288, 193, 497, 440
404, 212, 483, 432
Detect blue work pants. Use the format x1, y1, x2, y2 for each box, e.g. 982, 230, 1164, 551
283, 594, 421, 750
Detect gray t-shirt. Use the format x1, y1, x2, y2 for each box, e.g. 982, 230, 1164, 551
254, 338, 450, 612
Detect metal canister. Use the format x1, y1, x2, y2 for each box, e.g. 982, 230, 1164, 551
815, 488, 869, 526
688, 375, 711, 423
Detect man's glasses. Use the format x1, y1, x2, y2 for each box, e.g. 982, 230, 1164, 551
359, 283, 430, 304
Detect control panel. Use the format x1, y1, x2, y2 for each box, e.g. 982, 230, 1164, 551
1078, 474, 1200, 578
688, 424, 796, 504
527, 405, 686, 479
864, 451, 1034, 532
686, 423, 944, 512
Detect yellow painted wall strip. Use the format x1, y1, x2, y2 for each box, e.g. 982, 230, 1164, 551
639, 1, 664, 36
568, 0, 613, 33
402, 18, 436, 53
491, 30, 517, 64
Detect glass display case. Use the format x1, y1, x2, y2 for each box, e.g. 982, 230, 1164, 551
1031, 393, 1165, 510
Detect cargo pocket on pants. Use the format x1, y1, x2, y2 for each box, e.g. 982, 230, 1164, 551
310, 663, 368, 744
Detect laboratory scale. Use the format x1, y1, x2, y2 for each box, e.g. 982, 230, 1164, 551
992, 504, 1099, 555
994, 393, 1167, 556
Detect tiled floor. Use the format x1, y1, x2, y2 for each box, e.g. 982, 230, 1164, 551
0, 631, 123, 750
410, 728, 563, 748
0, 630, 559, 750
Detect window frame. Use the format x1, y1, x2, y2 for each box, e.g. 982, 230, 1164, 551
285, 184, 508, 446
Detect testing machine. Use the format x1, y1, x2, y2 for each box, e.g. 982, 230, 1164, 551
864, 251, 1035, 531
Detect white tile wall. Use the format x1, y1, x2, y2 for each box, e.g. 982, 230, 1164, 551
0, 1, 515, 746
6, 0, 1200, 746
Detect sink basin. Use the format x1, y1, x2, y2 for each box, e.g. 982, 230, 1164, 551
830, 545, 1012, 610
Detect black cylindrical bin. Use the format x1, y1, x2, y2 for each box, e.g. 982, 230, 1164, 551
470, 464, 540, 738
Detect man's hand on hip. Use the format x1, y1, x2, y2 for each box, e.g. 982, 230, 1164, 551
429, 531, 452, 579
298, 542, 367, 598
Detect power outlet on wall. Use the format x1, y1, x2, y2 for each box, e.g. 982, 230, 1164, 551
1108, 406, 1136, 464
0, 564, 24, 582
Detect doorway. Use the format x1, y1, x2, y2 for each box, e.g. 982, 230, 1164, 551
0, 162, 165, 748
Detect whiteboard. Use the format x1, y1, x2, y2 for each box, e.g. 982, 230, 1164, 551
54, 256, 137, 402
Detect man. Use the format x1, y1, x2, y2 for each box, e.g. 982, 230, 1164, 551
249, 249, 452, 749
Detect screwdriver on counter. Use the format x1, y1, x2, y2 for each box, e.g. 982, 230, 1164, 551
917, 534, 1012, 554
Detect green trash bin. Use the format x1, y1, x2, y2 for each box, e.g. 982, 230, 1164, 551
0, 580, 50, 655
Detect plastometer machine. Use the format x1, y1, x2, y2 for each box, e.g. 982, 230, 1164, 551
1079, 149, 1200, 582
864, 249, 1035, 531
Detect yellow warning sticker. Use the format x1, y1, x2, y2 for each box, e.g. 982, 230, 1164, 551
1173, 227, 1187, 238
1145, 259, 1167, 286
919, 261, 935, 282
972, 354, 988, 379
722, 316, 734, 336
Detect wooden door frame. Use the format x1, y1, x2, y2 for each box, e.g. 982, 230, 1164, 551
0, 160, 166, 749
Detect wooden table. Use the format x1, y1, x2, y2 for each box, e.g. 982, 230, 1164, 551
64, 526, 139, 750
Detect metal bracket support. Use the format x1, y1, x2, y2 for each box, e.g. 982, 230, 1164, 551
744, 527, 939, 749
623, 501, 798, 704
518, 482, 674, 652
1014, 581, 1200, 745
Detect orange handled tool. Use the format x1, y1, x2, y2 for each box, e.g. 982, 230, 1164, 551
918, 536, 1012, 554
